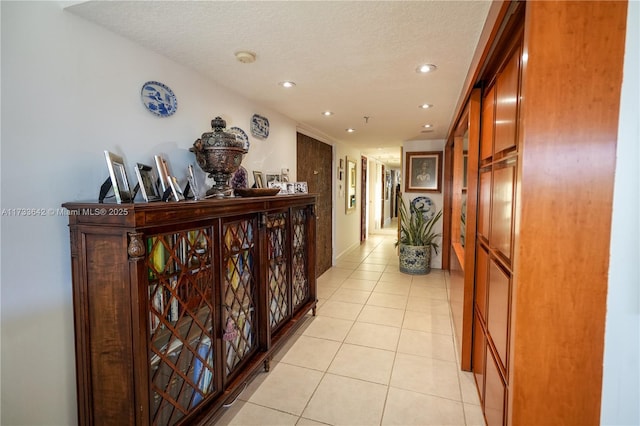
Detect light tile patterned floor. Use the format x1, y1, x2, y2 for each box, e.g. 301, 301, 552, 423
215, 233, 485, 426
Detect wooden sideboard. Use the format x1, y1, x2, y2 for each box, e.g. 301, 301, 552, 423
63, 195, 317, 425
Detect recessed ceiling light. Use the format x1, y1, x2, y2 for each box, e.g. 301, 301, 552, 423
346, 128, 356, 133
235, 51, 256, 63
418, 104, 433, 109
279, 81, 296, 88
423, 124, 433, 128
416, 64, 437, 73
322, 111, 334, 116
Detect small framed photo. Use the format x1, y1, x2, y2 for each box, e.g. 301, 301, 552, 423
405, 151, 442, 193
187, 164, 201, 200
104, 150, 133, 203
294, 181, 308, 193
268, 181, 288, 194
154, 155, 170, 194
168, 176, 185, 201
135, 163, 161, 202
266, 173, 281, 184
253, 171, 264, 188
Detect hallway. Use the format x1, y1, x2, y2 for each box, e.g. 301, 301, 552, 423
216, 233, 484, 425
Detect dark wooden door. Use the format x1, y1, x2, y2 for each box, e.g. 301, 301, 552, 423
297, 133, 332, 276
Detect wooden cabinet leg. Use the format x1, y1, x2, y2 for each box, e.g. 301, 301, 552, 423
264, 357, 271, 372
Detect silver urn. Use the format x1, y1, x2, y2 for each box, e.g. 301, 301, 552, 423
190, 117, 247, 198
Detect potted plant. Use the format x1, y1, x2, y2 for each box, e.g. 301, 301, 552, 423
396, 197, 443, 274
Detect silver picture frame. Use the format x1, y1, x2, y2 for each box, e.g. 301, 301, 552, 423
168, 175, 185, 201
134, 163, 161, 202
104, 150, 133, 203
154, 154, 170, 194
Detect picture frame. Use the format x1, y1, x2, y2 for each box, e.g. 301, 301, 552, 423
135, 163, 161, 202
265, 173, 281, 184
268, 181, 287, 194
168, 175, 185, 201
405, 151, 442, 193
187, 164, 202, 200
253, 171, 264, 188
345, 156, 357, 214
154, 155, 171, 194
294, 181, 308, 194
104, 150, 133, 203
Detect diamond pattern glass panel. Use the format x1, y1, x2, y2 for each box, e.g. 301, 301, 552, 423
267, 212, 289, 330
222, 219, 257, 377
292, 208, 309, 309
146, 229, 215, 426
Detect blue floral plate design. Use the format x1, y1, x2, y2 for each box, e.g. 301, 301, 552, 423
141, 81, 177, 117
411, 196, 436, 220
251, 114, 269, 138
229, 127, 250, 151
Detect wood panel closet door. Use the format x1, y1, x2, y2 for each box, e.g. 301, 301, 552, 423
472, 37, 523, 426
297, 133, 333, 277
494, 47, 520, 155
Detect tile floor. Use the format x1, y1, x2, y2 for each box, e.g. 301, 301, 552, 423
215, 229, 484, 426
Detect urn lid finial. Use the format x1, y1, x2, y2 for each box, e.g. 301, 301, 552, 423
194, 116, 243, 149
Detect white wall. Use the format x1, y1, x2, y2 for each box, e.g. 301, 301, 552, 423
333, 143, 362, 260
601, 1, 640, 424
401, 140, 446, 269
0, 2, 297, 424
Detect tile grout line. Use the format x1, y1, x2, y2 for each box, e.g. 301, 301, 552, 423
294, 240, 383, 425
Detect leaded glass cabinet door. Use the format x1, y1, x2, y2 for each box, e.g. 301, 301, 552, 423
146, 227, 216, 426
266, 211, 290, 332
291, 207, 310, 312
221, 216, 258, 379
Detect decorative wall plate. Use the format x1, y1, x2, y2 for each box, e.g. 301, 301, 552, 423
250, 114, 269, 138
141, 81, 177, 117
229, 127, 250, 151
411, 196, 436, 220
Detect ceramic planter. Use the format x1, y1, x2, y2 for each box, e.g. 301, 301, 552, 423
399, 244, 432, 275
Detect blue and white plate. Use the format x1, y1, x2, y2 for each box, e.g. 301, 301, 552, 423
229, 127, 250, 151
411, 196, 436, 220
141, 81, 177, 117
251, 114, 269, 138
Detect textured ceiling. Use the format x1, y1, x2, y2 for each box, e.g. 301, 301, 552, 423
65, 1, 492, 168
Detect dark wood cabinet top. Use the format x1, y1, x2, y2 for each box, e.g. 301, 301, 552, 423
62, 194, 317, 228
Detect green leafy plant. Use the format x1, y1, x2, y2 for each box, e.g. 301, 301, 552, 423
396, 197, 443, 254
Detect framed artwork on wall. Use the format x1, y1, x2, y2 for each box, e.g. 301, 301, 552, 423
345, 157, 357, 213
405, 151, 442, 193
